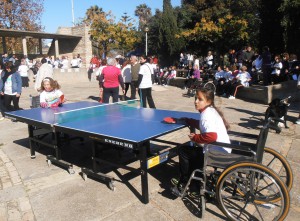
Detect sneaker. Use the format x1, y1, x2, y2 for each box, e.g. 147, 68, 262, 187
171, 177, 186, 189
189, 191, 200, 199
295, 119, 300, 125
228, 96, 235, 99
171, 178, 179, 186
170, 185, 187, 197
0, 117, 4, 121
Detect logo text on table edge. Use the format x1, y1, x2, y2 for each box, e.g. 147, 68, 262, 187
89, 136, 133, 149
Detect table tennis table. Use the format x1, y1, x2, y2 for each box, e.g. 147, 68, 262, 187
5, 100, 199, 204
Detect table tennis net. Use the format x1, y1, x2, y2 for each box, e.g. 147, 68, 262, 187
54, 100, 140, 124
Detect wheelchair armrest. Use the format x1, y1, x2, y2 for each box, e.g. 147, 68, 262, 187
210, 141, 255, 154
228, 131, 258, 140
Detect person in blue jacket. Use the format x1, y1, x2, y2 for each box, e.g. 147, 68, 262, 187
0, 61, 22, 114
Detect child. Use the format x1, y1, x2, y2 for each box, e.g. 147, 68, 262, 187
171, 87, 230, 195
39, 77, 65, 108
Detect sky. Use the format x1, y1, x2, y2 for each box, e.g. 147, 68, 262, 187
42, 0, 181, 33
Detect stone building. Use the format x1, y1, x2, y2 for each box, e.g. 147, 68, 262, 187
0, 25, 96, 68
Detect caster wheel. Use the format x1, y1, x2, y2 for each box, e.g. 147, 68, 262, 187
199, 195, 205, 218
109, 181, 115, 191
47, 159, 52, 167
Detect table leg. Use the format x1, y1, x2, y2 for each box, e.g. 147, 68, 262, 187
53, 132, 61, 160
140, 142, 149, 204
28, 125, 35, 159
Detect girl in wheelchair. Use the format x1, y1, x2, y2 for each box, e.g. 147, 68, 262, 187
171, 86, 230, 196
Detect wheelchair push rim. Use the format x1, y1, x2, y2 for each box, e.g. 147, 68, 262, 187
262, 147, 293, 191
216, 162, 290, 221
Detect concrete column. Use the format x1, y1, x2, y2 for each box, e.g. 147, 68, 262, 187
54, 39, 59, 58
2, 36, 7, 53
22, 37, 28, 56
39, 38, 42, 55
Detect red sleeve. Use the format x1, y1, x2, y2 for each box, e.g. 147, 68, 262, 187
192, 132, 217, 144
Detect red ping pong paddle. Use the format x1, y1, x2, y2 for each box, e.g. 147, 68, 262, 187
163, 117, 176, 124
59, 95, 65, 104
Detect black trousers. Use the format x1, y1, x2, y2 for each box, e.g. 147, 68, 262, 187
3, 94, 20, 114
21, 76, 29, 87
124, 83, 130, 96
139, 87, 156, 108
178, 145, 204, 184
130, 81, 139, 99
262, 66, 271, 86
103, 87, 119, 103
87, 69, 93, 82
0, 96, 5, 117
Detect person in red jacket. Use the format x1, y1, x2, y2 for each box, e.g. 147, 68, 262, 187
171, 87, 230, 196
98, 58, 125, 103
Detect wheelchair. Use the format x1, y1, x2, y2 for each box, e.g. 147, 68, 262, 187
175, 118, 291, 220
185, 76, 216, 97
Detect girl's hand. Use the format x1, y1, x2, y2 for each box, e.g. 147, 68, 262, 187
40, 102, 48, 108
1, 92, 4, 96
16, 93, 20, 97
188, 133, 195, 140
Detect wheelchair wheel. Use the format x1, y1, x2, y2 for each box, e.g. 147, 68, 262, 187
203, 82, 216, 93
216, 162, 290, 221
262, 147, 293, 191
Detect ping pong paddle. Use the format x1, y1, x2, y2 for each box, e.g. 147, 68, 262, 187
58, 95, 64, 107
163, 117, 176, 124
60, 95, 64, 102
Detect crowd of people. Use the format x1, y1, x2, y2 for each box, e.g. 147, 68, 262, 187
92, 54, 157, 108
179, 46, 300, 87
178, 47, 300, 101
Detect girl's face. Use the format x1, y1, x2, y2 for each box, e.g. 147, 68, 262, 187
194, 91, 211, 112
43, 81, 53, 92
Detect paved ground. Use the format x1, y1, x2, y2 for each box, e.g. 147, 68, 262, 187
0, 73, 299, 221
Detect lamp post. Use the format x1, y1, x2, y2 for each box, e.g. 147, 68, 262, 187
145, 27, 149, 56
71, 0, 75, 26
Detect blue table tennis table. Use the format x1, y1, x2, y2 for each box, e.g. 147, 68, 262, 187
5, 100, 199, 204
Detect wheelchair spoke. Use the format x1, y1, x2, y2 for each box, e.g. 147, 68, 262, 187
216, 163, 290, 221
263, 147, 293, 191
237, 200, 253, 220
265, 155, 276, 167
253, 202, 265, 221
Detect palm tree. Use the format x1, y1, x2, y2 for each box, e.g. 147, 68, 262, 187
84, 5, 104, 24
134, 4, 152, 31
